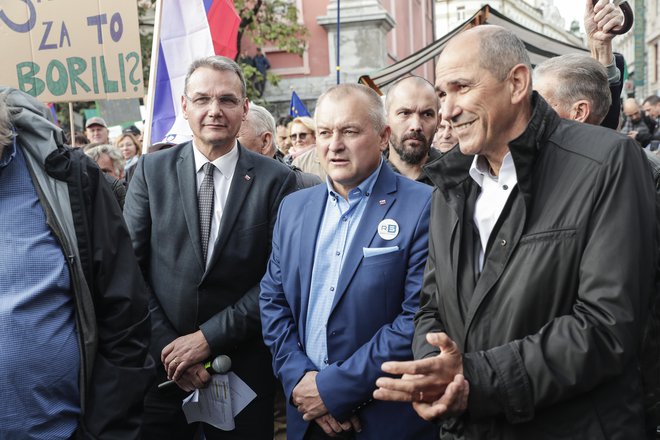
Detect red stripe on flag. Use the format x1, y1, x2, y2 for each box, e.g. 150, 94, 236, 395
207, 0, 241, 59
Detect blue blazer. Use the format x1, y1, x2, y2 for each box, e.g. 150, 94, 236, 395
260, 164, 437, 440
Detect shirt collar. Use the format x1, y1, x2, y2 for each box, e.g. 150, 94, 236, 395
326, 158, 383, 200
469, 152, 516, 187
192, 139, 239, 181
0, 132, 17, 169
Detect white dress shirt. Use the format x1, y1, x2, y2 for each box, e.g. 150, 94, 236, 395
192, 141, 239, 266
469, 152, 518, 271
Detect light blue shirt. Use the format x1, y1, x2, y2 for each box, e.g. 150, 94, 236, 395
0, 139, 80, 439
305, 160, 383, 369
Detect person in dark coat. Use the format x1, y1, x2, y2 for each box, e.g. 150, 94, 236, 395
373, 25, 657, 440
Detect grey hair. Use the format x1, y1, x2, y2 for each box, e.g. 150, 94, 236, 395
479, 26, 532, 81
0, 93, 14, 149
247, 102, 276, 139
315, 83, 386, 133
183, 55, 247, 98
384, 76, 439, 114
85, 144, 125, 176
534, 53, 611, 124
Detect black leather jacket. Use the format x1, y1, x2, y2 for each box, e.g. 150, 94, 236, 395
417, 93, 658, 439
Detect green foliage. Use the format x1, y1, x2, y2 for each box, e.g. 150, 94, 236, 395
235, 0, 307, 57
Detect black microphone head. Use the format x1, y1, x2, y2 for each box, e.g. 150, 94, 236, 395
211, 355, 231, 374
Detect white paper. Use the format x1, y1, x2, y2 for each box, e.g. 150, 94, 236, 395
181, 372, 256, 430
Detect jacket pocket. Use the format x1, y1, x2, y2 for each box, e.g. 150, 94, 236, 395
519, 227, 576, 245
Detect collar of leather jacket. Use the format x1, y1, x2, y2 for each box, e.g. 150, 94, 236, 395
424, 92, 561, 203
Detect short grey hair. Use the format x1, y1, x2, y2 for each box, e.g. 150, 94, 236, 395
479, 26, 532, 81
0, 93, 14, 149
184, 55, 247, 98
247, 102, 276, 138
534, 53, 611, 124
85, 144, 125, 176
315, 83, 386, 133
384, 76, 439, 114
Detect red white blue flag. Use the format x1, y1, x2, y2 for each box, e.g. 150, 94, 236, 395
150, 0, 240, 145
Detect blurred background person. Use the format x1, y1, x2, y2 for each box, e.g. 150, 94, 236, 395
433, 120, 458, 153
84, 116, 109, 145
114, 132, 142, 183
276, 115, 293, 155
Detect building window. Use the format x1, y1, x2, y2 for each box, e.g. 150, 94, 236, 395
457, 5, 465, 21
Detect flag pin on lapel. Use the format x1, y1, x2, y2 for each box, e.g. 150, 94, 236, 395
244, 174, 251, 181
379, 200, 386, 205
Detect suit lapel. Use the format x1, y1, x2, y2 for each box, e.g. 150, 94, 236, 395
206, 144, 254, 270
298, 185, 328, 341
177, 143, 205, 270
329, 165, 397, 314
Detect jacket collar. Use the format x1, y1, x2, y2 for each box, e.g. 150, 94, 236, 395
424, 92, 560, 204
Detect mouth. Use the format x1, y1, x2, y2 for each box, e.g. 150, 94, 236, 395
452, 119, 476, 132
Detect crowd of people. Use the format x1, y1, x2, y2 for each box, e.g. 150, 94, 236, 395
2, 0, 660, 439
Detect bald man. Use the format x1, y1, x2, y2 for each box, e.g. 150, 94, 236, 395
374, 25, 656, 439
384, 76, 441, 184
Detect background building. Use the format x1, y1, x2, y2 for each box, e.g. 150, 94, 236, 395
241, 0, 436, 117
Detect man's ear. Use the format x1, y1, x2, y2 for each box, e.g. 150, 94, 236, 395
509, 64, 532, 105
261, 132, 273, 155
570, 100, 591, 123
379, 126, 391, 152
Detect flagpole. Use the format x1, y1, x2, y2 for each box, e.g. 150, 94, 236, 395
143, 0, 164, 152
68, 102, 75, 147
336, 0, 340, 84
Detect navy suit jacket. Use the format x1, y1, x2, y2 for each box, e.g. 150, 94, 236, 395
260, 163, 437, 440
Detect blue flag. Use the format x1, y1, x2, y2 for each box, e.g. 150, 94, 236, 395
289, 91, 310, 117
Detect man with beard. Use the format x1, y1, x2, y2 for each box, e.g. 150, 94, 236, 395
384, 76, 441, 185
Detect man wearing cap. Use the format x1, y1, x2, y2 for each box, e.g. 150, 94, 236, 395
260, 83, 436, 439
85, 116, 109, 144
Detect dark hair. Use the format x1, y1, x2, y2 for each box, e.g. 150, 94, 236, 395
277, 115, 294, 127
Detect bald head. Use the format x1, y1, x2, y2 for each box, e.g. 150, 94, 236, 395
623, 98, 642, 123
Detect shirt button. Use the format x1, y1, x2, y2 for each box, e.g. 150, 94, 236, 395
500, 239, 507, 246
336, 251, 340, 256
324, 358, 328, 364
502, 185, 509, 190
342, 217, 348, 222
330, 287, 335, 291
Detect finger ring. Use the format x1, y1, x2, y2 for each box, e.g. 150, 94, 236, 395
418, 391, 424, 402
172, 358, 179, 366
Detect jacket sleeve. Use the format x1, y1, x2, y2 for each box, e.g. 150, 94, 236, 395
315, 197, 432, 421
81, 158, 154, 440
412, 212, 446, 360
260, 197, 318, 401
199, 170, 297, 353
123, 156, 180, 360
462, 140, 657, 424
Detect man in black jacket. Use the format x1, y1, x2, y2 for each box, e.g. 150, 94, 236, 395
374, 25, 657, 439
0, 86, 152, 439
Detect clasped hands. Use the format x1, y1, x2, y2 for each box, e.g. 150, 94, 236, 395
373, 332, 469, 421
161, 330, 212, 392
292, 371, 361, 437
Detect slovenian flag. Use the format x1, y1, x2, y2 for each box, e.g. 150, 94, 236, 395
150, 0, 240, 145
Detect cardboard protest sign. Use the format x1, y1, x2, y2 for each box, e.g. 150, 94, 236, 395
0, 0, 144, 102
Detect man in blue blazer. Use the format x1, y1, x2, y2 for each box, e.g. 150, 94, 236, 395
260, 83, 436, 440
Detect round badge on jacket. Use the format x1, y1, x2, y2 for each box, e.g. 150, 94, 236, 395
377, 219, 399, 240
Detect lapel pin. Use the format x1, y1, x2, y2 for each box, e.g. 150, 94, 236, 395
379, 199, 386, 205
244, 174, 251, 181
377, 219, 399, 240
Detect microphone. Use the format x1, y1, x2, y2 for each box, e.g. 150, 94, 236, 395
157, 355, 232, 390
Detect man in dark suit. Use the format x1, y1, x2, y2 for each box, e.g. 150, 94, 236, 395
124, 55, 296, 439
260, 83, 436, 440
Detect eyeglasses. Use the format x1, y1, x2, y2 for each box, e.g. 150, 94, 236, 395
290, 132, 313, 141
184, 94, 243, 110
